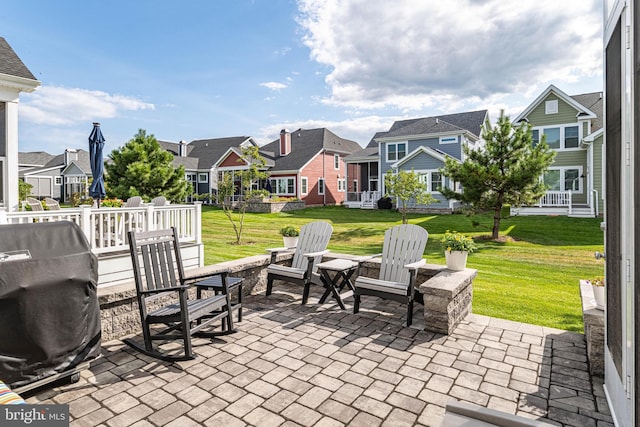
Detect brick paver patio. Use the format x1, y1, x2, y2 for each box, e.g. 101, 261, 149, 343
26, 284, 613, 426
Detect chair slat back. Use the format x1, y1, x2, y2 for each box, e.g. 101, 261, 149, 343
291, 221, 333, 272
379, 224, 428, 284
151, 196, 167, 206
128, 228, 185, 294
26, 197, 44, 211
125, 196, 143, 207
44, 198, 61, 210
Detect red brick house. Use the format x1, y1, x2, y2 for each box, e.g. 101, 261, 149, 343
259, 128, 362, 206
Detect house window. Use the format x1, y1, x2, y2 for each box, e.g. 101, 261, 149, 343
54, 176, 62, 185
186, 173, 196, 182
300, 177, 308, 195
198, 173, 208, 183
318, 178, 325, 195
543, 128, 561, 149
386, 142, 407, 162
334, 154, 340, 170
564, 126, 579, 148
545, 100, 558, 114
532, 124, 581, 150
270, 177, 295, 195
418, 170, 444, 194
338, 179, 346, 192
543, 167, 582, 193
531, 129, 539, 147
439, 136, 457, 145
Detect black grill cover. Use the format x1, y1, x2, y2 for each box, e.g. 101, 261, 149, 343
0, 221, 101, 388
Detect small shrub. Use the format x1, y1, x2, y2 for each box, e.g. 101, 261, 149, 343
377, 197, 393, 209
69, 192, 94, 207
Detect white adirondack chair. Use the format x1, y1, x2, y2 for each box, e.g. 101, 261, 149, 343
124, 196, 143, 207
353, 224, 428, 326
266, 221, 333, 304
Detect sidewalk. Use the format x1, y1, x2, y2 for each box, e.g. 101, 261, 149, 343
26, 284, 613, 426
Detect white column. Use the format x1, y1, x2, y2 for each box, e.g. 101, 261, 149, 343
5, 101, 19, 212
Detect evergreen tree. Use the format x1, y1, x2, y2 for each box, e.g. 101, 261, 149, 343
441, 111, 555, 239
105, 129, 191, 203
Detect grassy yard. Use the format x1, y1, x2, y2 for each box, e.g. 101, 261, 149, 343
201, 205, 604, 333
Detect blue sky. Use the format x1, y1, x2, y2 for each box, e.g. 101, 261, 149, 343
2, 0, 603, 155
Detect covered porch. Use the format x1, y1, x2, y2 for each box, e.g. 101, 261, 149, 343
345, 158, 380, 209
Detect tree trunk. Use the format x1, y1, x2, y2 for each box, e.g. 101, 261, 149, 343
492, 204, 501, 240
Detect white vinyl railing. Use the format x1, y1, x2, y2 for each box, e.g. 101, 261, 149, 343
538, 191, 572, 208
346, 191, 380, 204
0, 203, 202, 255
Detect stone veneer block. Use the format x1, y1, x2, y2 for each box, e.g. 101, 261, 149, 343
579, 280, 604, 376
419, 266, 477, 335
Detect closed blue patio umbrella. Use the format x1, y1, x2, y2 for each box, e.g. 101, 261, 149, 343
88, 122, 106, 207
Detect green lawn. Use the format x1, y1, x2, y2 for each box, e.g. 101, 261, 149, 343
201, 205, 604, 333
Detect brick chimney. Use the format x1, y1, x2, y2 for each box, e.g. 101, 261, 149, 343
179, 140, 187, 157
279, 129, 291, 156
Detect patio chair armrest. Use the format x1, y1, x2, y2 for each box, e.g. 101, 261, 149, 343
182, 266, 231, 284
139, 285, 191, 296
405, 259, 426, 270
352, 253, 383, 263
266, 247, 294, 254
303, 250, 329, 259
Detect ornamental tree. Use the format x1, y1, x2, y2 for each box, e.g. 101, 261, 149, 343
441, 111, 555, 239
105, 129, 191, 203
217, 145, 268, 244
384, 169, 437, 224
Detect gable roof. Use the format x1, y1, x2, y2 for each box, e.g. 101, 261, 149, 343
186, 136, 257, 169
260, 128, 361, 172
19, 149, 92, 176
376, 110, 488, 142
392, 146, 454, 168
514, 84, 598, 123
571, 91, 603, 132
0, 37, 39, 92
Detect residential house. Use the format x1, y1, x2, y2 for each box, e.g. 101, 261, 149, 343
160, 136, 265, 201
19, 149, 92, 202
0, 37, 40, 211
512, 84, 603, 218
346, 110, 489, 211
602, 2, 637, 425
257, 128, 361, 206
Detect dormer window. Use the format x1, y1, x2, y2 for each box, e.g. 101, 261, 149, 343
545, 100, 558, 114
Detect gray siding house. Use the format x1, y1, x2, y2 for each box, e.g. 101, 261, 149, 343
19, 149, 91, 202
345, 110, 489, 211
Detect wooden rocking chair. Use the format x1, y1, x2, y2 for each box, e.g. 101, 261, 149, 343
353, 224, 428, 326
124, 227, 235, 361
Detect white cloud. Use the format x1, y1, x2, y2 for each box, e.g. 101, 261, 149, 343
20, 85, 155, 126
296, 0, 602, 111
257, 115, 403, 147
260, 82, 288, 91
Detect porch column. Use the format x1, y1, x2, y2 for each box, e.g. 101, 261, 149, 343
4, 101, 19, 212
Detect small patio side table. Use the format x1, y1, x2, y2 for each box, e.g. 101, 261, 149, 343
317, 258, 359, 309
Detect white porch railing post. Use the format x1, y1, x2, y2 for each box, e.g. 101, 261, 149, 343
0, 209, 7, 224
568, 193, 572, 215
194, 202, 202, 245
145, 205, 155, 232
80, 205, 92, 245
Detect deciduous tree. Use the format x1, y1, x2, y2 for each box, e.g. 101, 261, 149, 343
384, 169, 436, 224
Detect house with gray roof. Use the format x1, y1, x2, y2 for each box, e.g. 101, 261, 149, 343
0, 37, 40, 211
162, 136, 265, 201
512, 84, 603, 217
256, 128, 362, 205
19, 149, 92, 202
345, 110, 489, 210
